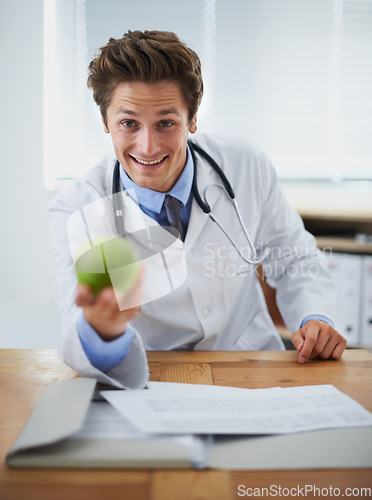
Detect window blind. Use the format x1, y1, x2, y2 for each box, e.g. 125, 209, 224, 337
43, 0, 372, 188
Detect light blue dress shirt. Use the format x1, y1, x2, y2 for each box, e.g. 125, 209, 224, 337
300, 314, 334, 329
77, 146, 333, 372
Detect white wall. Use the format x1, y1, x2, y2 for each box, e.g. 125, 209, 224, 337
0, 0, 60, 348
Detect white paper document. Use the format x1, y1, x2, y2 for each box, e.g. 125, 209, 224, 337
72, 399, 209, 468
7, 378, 372, 470
101, 382, 372, 435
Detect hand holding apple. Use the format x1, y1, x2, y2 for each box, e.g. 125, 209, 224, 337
74, 237, 142, 340
75, 236, 140, 295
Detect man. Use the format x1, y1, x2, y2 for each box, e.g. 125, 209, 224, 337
48, 30, 346, 389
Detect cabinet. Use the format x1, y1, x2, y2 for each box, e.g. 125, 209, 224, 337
259, 183, 372, 348
302, 211, 372, 347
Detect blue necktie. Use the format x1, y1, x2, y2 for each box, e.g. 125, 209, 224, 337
163, 194, 186, 241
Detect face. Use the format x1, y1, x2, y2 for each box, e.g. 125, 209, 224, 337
103, 80, 197, 192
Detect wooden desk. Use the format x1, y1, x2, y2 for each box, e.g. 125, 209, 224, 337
1, 349, 372, 500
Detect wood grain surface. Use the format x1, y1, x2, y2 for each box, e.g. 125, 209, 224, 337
1, 349, 371, 500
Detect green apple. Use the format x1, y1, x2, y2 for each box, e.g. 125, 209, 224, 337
75, 237, 140, 295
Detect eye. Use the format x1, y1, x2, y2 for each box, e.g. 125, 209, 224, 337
122, 120, 136, 128
159, 120, 173, 128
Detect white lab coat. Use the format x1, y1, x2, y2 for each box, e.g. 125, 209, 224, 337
48, 133, 336, 388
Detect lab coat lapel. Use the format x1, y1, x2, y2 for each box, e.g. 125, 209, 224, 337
183, 155, 221, 255
107, 152, 222, 255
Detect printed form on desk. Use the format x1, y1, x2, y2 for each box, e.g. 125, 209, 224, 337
7, 378, 372, 470
101, 382, 372, 435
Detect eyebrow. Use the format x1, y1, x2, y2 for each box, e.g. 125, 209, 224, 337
116, 108, 136, 116
158, 108, 181, 116
116, 107, 181, 117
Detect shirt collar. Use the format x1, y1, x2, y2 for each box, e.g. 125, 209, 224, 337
119, 144, 194, 214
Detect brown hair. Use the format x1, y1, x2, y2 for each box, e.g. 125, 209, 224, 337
87, 30, 203, 126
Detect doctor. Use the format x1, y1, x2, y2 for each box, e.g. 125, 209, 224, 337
48, 30, 346, 389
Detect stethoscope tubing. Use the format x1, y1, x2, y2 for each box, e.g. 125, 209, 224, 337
112, 141, 268, 265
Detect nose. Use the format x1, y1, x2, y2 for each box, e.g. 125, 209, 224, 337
137, 126, 159, 158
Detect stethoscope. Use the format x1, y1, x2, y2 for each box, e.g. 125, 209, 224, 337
112, 141, 269, 265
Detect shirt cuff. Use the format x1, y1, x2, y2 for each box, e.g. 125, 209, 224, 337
300, 314, 334, 329
77, 313, 135, 373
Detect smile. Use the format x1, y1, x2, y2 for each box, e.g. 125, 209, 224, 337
130, 155, 167, 166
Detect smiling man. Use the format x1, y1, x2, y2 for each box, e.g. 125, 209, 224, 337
48, 30, 346, 388
103, 80, 197, 192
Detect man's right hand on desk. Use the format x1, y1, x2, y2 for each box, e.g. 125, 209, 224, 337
75, 271, 143, 342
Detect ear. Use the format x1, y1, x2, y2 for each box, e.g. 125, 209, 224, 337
101, 115, 110, 134
189, 114, 197, 134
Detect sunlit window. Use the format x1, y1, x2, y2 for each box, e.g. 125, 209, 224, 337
43, 0, 372, 189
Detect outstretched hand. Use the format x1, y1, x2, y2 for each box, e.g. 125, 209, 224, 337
75, 268, 143, 342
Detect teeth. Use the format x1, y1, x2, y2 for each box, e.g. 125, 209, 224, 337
133, 156, 165, 165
